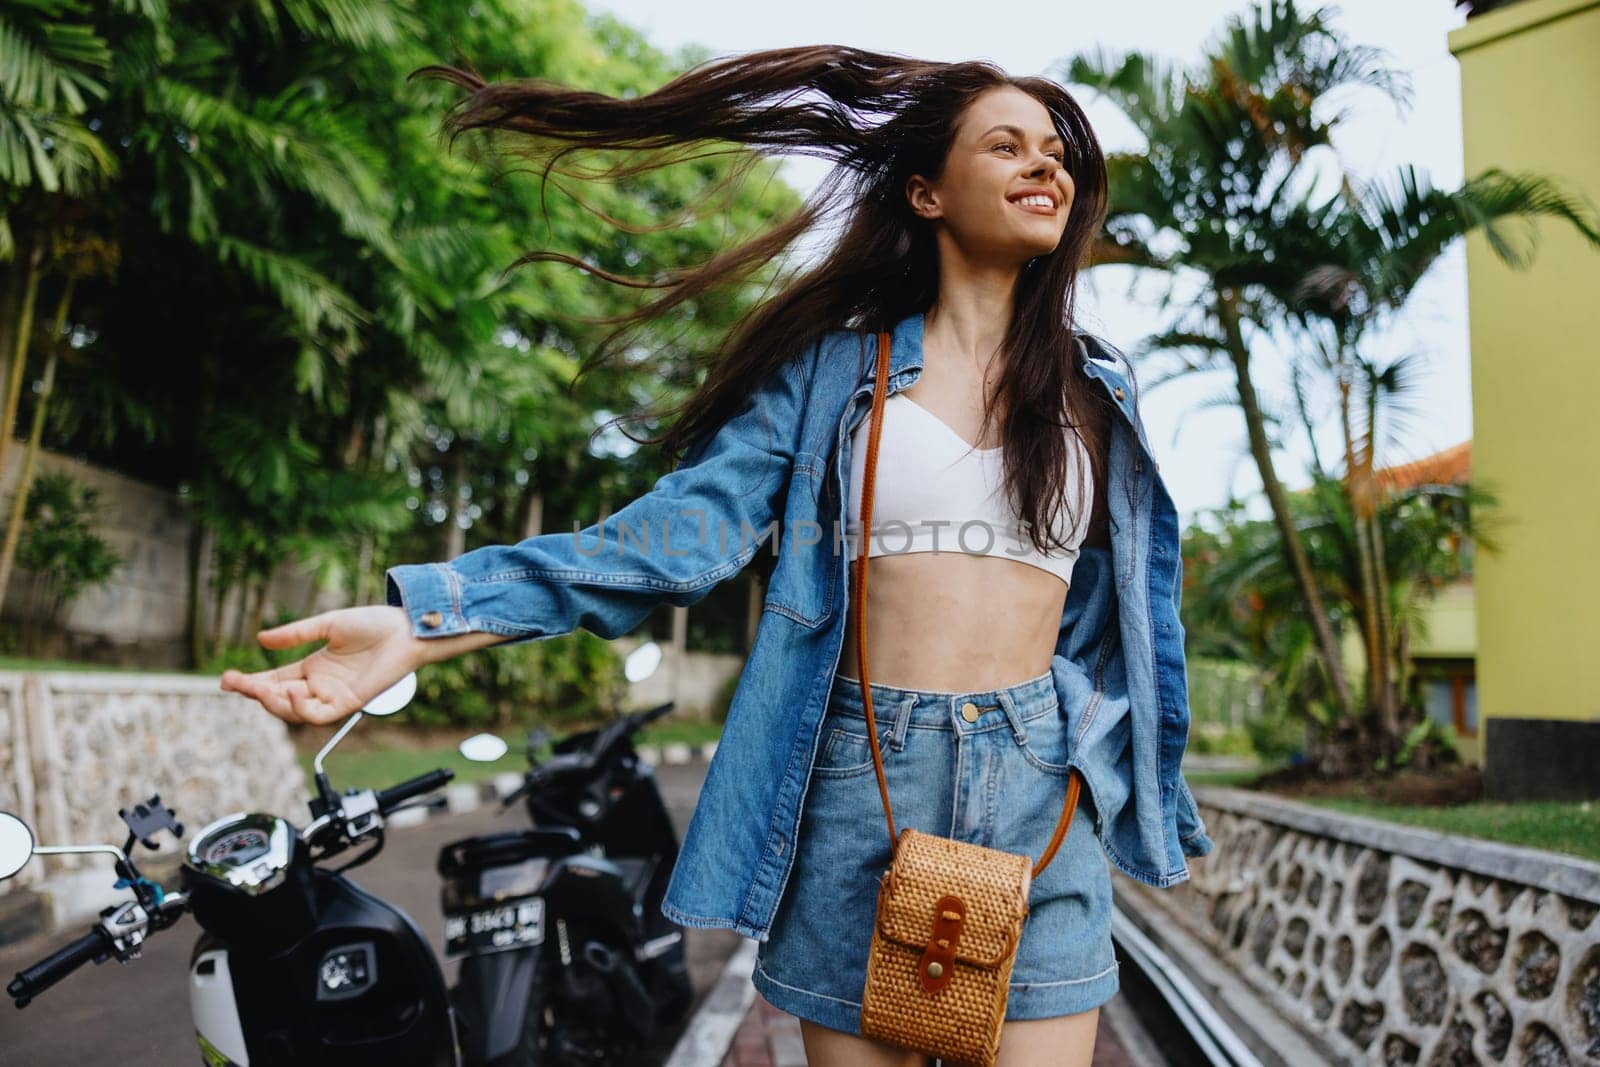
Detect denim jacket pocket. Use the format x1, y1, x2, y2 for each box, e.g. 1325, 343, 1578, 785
761, 457, 838, 629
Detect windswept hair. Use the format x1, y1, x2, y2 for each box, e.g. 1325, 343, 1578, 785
409, 45, 1113, 556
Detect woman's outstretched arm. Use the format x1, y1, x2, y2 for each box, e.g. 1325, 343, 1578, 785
221, 344, 813, 726
384, 344, 811, 643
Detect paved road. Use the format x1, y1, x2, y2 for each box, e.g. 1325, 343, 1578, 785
0, 759, 740, 1066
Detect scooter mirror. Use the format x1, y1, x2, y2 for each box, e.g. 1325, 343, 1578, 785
363, 672, 418, 717
623, 641, 662, 684
0, 812, 36, 880
459, 733, 510, 763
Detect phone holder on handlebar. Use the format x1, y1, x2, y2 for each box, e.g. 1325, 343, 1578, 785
120, 795, 184, 850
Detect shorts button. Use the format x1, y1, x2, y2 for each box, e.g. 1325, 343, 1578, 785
420, 611, 443, 628
960, 701, 980, 723
1114, 386, 1126, 400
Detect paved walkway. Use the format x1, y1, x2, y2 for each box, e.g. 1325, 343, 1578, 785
721, 990, 1140, 1067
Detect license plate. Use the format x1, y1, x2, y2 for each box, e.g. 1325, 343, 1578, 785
444, 896, 545, 958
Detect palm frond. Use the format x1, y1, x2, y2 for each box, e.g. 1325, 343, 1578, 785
0, 9, 111, 113
212, 233, 367, 339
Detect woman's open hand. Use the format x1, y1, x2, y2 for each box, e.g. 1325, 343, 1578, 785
219, 606, 425, 726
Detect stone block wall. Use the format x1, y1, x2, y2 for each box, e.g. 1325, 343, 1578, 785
1171, 787, 1599, 1066
0, 670, 303, 901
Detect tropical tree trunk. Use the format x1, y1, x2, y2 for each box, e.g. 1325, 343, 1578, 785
1370, 509, 1400, 733
0, 238, 45, 481
0, 274, 73, 613
1218, 291, 1355, 718
1339, 373, 1385, 729
522, 490, 543, 540
233, 581, 254, 648
351, 412, 386, 605
1362, 379, 1401, 749
0, 255, 26, 399
187, 521, 208, 668
249, 568, 274, 639
209, 552, 232, 662
446, 449, 467, 559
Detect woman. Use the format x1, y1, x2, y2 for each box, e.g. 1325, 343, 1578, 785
221, 46, 1213, 1066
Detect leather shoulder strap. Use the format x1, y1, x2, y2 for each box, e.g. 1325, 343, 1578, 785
853, 327, 1082, 877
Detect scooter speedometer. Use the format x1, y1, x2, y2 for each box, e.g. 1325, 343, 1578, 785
185, 813, 295, 894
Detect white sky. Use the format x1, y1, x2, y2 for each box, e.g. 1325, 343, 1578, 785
586, 0, 1474, 528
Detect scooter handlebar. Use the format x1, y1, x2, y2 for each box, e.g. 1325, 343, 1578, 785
7, 927, 109, 1008
376, 768, 455, 815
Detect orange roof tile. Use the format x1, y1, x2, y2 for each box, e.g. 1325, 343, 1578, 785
1374, 440, 1471, 492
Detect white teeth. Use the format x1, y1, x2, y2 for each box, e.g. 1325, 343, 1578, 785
1014, 195, 1054, 209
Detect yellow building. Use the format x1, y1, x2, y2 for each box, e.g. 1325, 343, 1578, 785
1448, 0, 1600, 799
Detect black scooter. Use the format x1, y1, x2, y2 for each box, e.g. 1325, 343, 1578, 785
1, 670, 464, 1064
440, 639, 695, 1065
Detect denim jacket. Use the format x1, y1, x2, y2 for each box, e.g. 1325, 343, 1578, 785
386, 309, 1214, 942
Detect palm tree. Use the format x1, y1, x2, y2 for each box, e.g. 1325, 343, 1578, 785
1282, 163, 1598, 758
1058, 0, 1410, 721
1060, 0, 1600, 758
0, 221, 117, 608
0, 0, 117, 479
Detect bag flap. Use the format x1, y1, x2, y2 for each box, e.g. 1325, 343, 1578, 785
874, 829, 1031, 968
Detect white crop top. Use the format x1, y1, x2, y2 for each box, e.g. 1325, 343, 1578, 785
844, 392, 1094, 587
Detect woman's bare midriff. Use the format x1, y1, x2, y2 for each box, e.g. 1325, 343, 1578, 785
834, 376, 1114, 693
834, 551, 1068, 692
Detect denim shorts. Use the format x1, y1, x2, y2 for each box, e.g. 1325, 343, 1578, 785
752, 668, 1119, 1036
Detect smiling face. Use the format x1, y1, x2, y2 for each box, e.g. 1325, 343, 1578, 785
905, 85, 1078, 268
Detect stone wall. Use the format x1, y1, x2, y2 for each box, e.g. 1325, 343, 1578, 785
1167, 786, 1600, 1066
0, 670, 303, 915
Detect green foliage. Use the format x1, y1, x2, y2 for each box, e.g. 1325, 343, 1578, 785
408, 632, 622, 730
1186, 656, 1261, 729
14, 472, 122, 611
1185, 724, 1257, 758
1179, 477, 1488, 758
1056, 0, 1596, 776
198, 641, 279, 678
5, 0, 799, 665
1376, 715, 1457, 774
1244, 705, 1307, 765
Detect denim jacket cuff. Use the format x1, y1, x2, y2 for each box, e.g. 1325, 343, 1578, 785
386, 563, 470, 639
386, 560, 562, 647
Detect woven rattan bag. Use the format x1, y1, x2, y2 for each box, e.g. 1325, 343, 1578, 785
851, 328, 1085, 1067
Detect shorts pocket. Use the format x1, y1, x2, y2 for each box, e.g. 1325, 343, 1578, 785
1018, 709, 1076, 776
811, 720, 897, 779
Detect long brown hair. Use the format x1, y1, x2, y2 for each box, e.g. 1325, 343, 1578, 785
409, 45, 1112, 554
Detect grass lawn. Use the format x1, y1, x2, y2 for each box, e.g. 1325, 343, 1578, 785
301, 745, 511, 795
1187, 762, 1600, 863
1298, 796, 1600, 863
